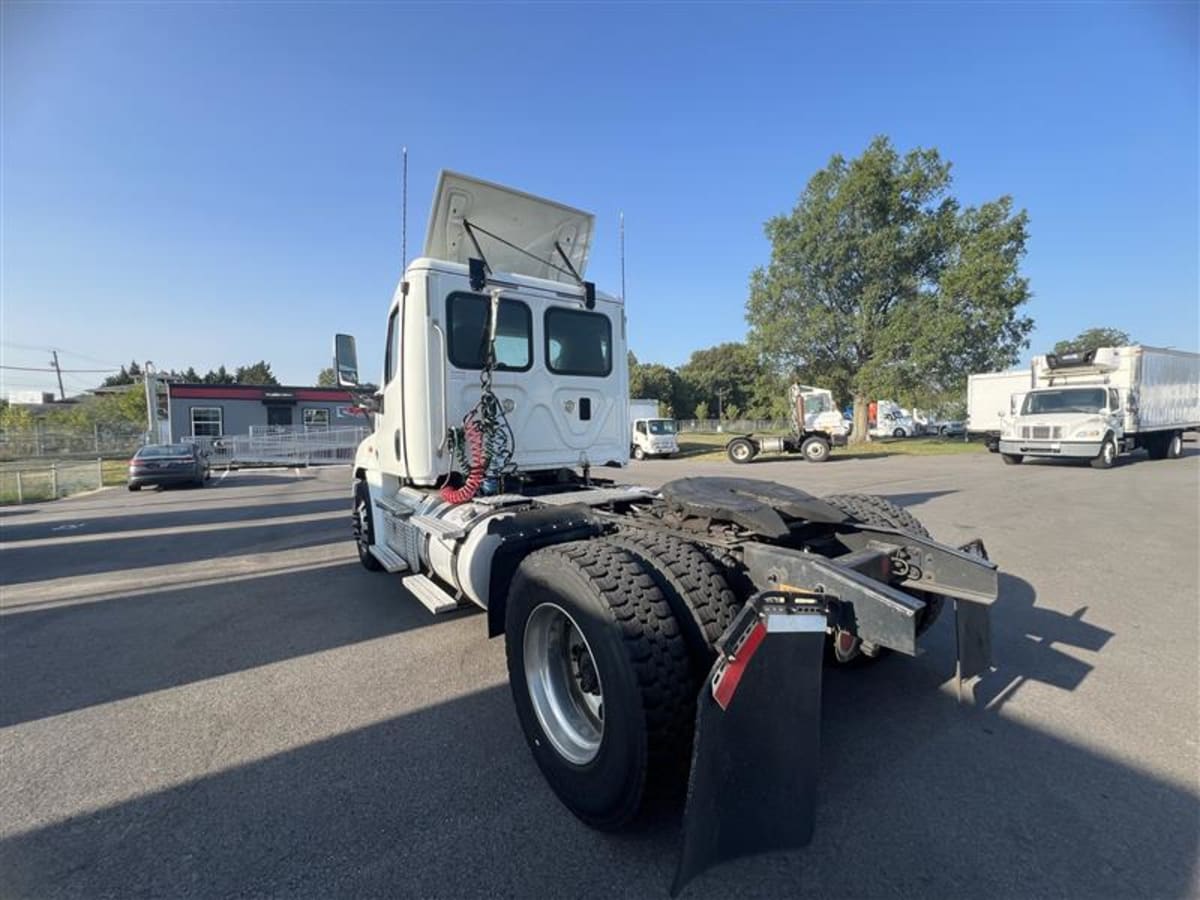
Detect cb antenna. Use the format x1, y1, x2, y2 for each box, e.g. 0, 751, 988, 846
619, 211, 626, 302
401, 146, 409, 271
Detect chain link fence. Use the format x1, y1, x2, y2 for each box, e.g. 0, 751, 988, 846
675, 419, 792, 433
0, 425, 145, 460
0, 458, 119, 504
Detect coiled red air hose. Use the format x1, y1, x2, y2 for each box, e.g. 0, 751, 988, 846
440, 419, 485, 504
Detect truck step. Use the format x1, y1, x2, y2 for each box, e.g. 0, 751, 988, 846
409, 514, 466, 540
368, 544, 409, 573
401, 573, 462, 614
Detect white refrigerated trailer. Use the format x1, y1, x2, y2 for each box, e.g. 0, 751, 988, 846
999, 346, 1200, 468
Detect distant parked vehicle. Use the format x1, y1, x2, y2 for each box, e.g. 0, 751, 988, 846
967, 369, 1031, 451
933, 420, 966, 436
999, 346, 1200, 468
128, 443, 210, 491
629, 398, 679, 459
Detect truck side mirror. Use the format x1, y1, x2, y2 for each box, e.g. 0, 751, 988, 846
334, 334, 359, 387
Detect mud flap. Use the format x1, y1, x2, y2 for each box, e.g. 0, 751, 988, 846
672, 593, 828, 896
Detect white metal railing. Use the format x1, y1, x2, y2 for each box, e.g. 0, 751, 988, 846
190, 427, 368, 468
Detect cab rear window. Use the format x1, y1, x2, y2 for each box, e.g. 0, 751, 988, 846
545, 308, 612, 377
447, 292, 532, 371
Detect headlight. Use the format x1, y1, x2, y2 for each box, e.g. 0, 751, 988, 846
1073, 429, 1102, 438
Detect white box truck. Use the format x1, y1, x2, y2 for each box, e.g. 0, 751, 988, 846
967, 369, 1032, 451
629, 398, 679, 459
998, 345, 1200, 468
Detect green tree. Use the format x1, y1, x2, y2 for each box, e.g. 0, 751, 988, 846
234, 361, 279, 385
102, 365, 135, 388
629, 361, 677, 405
203, 365, 235, 385
747, 136, 1033, 442
316, 367, 336, 387
694, 400, 710, 420
1052, 327, 1132, 356
180, 366, 201, 382
677, 342, 764, 420
0, 402, 35, 432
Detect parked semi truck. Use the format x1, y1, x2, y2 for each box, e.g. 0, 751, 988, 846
967, 369, 1031, 451
869, 400, 918, 438
335, 171, 999, 892
999, 346, 1200, 467
725, 384, 848, 463
629, 398, 679, 459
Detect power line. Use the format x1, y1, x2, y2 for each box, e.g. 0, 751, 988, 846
1, 341, 125, 368
0, 364, 119, 373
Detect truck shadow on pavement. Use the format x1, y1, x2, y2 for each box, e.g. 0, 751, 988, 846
0, 562, 475, 727
1, 516, 348, 586
2, 647, 1194, 899
0, 497, 349, 544
970, 573, 1113, 710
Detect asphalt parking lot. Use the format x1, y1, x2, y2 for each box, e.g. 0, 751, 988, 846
2, 449, 1198, 899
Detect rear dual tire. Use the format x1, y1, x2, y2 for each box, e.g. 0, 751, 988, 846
1146, 431, 1184, 461
505, 540, 694, 830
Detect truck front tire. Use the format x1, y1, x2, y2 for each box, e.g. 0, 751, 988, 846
353, 481, 384, 571
1090, 436, 1117, 469
801, 436, 831, 462
505, 541, 693, 830
632, 446, 645, 460
1001, 453, 1023, 465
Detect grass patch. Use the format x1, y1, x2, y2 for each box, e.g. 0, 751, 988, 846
0, 457, 130, 505
673, 432, 987, 462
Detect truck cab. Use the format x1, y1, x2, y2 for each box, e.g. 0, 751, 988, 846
630, 417, 679, 459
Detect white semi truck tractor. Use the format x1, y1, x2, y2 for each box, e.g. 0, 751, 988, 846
335, 172, 1000, 893
725, 384, 848, 463
999, 346, 1200, 468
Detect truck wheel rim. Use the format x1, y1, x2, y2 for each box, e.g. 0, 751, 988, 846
1104, 442, 1114, 464
524, 603, 604, 765
805, 442, 826, 460
731, 443, 749, 461
1172, 435, 1182, 456
354, 494, 370, 551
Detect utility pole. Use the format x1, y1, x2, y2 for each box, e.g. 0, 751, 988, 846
143, 361, 157, 444
620, 211, 626, 302
49, 350, 65, 400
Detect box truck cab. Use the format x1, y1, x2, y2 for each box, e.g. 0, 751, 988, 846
999, 346, 1200, 468
629, 399, 678, 459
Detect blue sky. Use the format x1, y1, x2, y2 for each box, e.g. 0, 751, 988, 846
3, 1, 1196, 395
